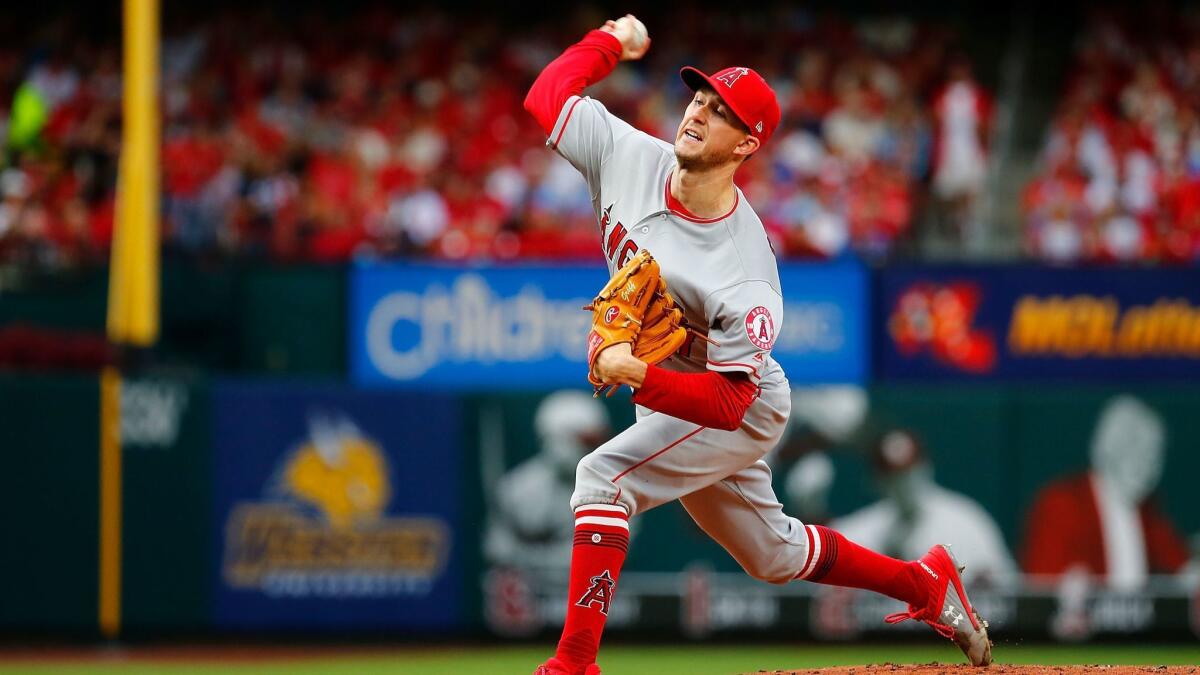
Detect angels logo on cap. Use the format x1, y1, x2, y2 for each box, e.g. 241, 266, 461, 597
679, 65, 781, 146
715, 67, 749, 88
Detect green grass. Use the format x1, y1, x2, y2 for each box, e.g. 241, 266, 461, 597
1, 643, 1197, 675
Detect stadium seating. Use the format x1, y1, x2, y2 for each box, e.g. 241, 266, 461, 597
0, 7, 983, 265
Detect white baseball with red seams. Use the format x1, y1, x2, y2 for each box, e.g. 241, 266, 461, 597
630, 17, 648, 51
547, 93, 810, 584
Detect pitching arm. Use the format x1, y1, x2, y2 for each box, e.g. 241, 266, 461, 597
523, 30, 622, 135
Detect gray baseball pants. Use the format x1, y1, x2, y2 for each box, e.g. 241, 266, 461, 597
570, 382, 814, 584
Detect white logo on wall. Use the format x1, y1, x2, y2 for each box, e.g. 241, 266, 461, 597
366, 275, 593, 380
121, 380, 189, 447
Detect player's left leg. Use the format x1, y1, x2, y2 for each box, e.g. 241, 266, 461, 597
680, 460, 992, 666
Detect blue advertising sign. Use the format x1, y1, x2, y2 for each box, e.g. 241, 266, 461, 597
775, 259, 870, 384
211, 381, 462, 629
878, 265, 1200, 380
349, 260, 868, 388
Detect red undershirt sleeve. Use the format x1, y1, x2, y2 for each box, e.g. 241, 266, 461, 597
524, 30, 622, 135
632, 365, 760, 431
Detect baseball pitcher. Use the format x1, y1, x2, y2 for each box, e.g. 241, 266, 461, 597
524, 16, 992, 674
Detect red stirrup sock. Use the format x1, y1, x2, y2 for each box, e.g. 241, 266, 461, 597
554, 504, 630, 671
794, 524, 928, 607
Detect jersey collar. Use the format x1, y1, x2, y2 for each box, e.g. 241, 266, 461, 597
664, 171, 739, 223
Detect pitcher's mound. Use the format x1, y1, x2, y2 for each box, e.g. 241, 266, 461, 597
749, 666, 1199, 674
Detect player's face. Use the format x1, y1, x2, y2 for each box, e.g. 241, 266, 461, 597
675, 87, 754, 168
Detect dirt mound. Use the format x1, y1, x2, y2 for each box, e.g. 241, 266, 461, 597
749, 666, 1199, 675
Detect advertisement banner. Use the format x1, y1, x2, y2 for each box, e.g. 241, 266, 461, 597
467, 385, 1200, 641
775, 259, 869, 384
349, 260, 867, 388
879, 265, 1200, 380
211, 381, 462, 630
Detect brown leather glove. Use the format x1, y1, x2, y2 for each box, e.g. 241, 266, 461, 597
584, 250, 690, 396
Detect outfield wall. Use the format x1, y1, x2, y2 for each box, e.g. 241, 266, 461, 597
2, 375, 1197, 640
2, 260, 1199, 639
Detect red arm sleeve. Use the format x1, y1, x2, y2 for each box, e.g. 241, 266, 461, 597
632, 365, 760, 431
524, 30, 622, 135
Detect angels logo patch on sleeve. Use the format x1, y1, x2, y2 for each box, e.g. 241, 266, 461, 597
744, 306, 776, 350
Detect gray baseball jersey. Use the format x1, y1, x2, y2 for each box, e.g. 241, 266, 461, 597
550, 95, 786, 392
547, 95, 821, 584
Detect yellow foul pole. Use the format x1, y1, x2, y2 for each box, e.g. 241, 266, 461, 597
109, 0, 160, 345
102, 0, 160, 639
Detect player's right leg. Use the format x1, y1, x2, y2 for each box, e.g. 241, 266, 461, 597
680, 461, 993, 666
535, 389, 791, 675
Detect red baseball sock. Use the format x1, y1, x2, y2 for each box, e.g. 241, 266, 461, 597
795, 525, 928, 608
554, 504, 630, 672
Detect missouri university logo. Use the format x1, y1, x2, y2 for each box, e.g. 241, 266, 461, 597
575, 570, 617, 615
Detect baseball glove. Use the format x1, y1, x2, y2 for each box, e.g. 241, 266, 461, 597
583, 249, 692, 396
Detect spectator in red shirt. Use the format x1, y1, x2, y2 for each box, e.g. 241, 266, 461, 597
1022, 396, 1191, 588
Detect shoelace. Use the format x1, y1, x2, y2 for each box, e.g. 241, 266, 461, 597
884, 608, 957, 639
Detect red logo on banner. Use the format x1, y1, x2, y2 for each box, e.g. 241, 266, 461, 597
888, 282, 996, 373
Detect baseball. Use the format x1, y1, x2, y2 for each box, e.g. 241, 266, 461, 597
629, 16, 648, 50
616, 15, 648, 52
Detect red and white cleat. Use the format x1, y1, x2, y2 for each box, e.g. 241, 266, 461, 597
885, 544, 993, 666
533, 657, 602, 675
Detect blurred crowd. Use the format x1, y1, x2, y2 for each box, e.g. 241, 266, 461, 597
0, 7, 988, 268
1024, 7, 1200, 264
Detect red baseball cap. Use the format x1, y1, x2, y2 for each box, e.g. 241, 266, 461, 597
679, 65, 781, 147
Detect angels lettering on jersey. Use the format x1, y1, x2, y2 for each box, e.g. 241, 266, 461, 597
599, 204, 639, 268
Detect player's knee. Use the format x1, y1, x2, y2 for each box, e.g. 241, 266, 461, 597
738, 548, 801, 585
569, 451, 631, 513
573, 450, 609, 488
